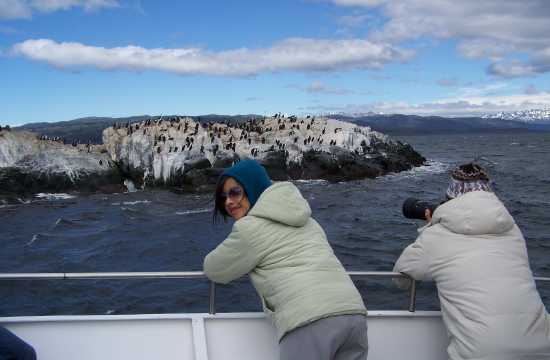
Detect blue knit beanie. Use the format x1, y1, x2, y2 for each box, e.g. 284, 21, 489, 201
220, 160, 272, 207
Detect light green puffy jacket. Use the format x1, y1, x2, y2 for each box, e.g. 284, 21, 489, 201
204, 181, 367, 340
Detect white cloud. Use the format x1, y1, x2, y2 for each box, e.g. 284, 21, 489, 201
302, 91, 550, 117
290, 81, 372, 96
0, 0, 31, 19
337, 14, 370, 28
32, 0, 118, 12
0, 0, 118, 19
10, 38, 412, 76
487, 61, 536, 78
331, 0, 550, 78
369, 92, 550, 116
454, 82, 509, 98
333, 0, 386, 6
304, 81, 352, 95
456, 39, 513, 62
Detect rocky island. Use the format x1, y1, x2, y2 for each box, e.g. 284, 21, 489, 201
0, 129, 121, 202
0, 115, 425, 202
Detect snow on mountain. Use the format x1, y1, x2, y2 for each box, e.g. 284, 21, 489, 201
481, 109, 550, 123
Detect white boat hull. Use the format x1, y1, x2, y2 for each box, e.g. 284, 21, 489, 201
1, 311, 448, 359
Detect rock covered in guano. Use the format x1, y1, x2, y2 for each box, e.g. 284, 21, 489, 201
103, 115, 425, 191
0, 129, 122, 201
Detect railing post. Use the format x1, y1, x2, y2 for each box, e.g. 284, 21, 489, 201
408, 279, 417, 312
209, 281, 216, 315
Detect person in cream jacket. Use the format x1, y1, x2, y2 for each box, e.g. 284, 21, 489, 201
394, 163, 550, 360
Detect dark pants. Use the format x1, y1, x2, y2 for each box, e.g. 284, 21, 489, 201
0, 327, 36, 360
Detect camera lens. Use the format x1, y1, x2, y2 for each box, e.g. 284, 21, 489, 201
402, 198, 437, 220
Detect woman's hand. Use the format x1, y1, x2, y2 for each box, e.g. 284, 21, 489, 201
424, 209, 432, 222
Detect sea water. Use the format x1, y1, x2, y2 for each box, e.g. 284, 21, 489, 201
1, 132, 549, 316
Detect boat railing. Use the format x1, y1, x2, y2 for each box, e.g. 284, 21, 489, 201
1, 271, 549, 314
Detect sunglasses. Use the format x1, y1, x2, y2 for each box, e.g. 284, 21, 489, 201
220, 186, 244, 201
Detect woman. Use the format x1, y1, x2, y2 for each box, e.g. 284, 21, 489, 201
204, 159, 368, 360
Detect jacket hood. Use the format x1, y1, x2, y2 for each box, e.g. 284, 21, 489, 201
248, 182, 311, 227
431, 191, 515, 235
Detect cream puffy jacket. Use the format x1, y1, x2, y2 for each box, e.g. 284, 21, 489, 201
394, 191, 550, 360
204, 182, 367, 340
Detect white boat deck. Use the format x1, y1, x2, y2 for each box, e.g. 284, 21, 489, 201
1, 311, 448, 360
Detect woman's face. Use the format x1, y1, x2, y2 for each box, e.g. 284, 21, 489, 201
222, 177, 250, 220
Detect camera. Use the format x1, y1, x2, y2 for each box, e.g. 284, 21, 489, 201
402, 198, 438, 221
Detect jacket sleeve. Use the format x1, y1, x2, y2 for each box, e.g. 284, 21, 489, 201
393, 231, 433, 289
203, 218, 263, 284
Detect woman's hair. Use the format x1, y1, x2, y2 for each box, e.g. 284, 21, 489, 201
213, 176, 230, 223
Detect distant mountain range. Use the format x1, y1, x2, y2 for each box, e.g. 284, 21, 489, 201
481, 109, 550, 124
15, 115, 152, 144
14, 114, 258, 144
333, 113, 550, 135
13, 111, 550, 143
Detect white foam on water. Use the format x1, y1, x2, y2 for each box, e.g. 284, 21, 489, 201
122, 200, 151, 205
27, 234, 39, 246
111, 200, 151, 206
35, 193, 76, 200
413, 160, 449, 174
294, 179, 328, 184
124, 179, 138, 193
383, 160, 450, 179
175, 208, 210, 215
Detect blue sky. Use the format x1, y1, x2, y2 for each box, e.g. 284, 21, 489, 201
1, 0, 550, 125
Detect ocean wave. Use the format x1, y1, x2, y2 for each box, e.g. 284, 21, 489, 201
35, 193, 76, 200
294, 179, 329, 185
123, 200, 151, 205
51, 217, 86, 229
27, 234, 40, 246
26, 232, 53, 246
175, 208, 210, 215
111, 200, 152, 206
120, 206, 142, 214
384, 160, 449, 179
